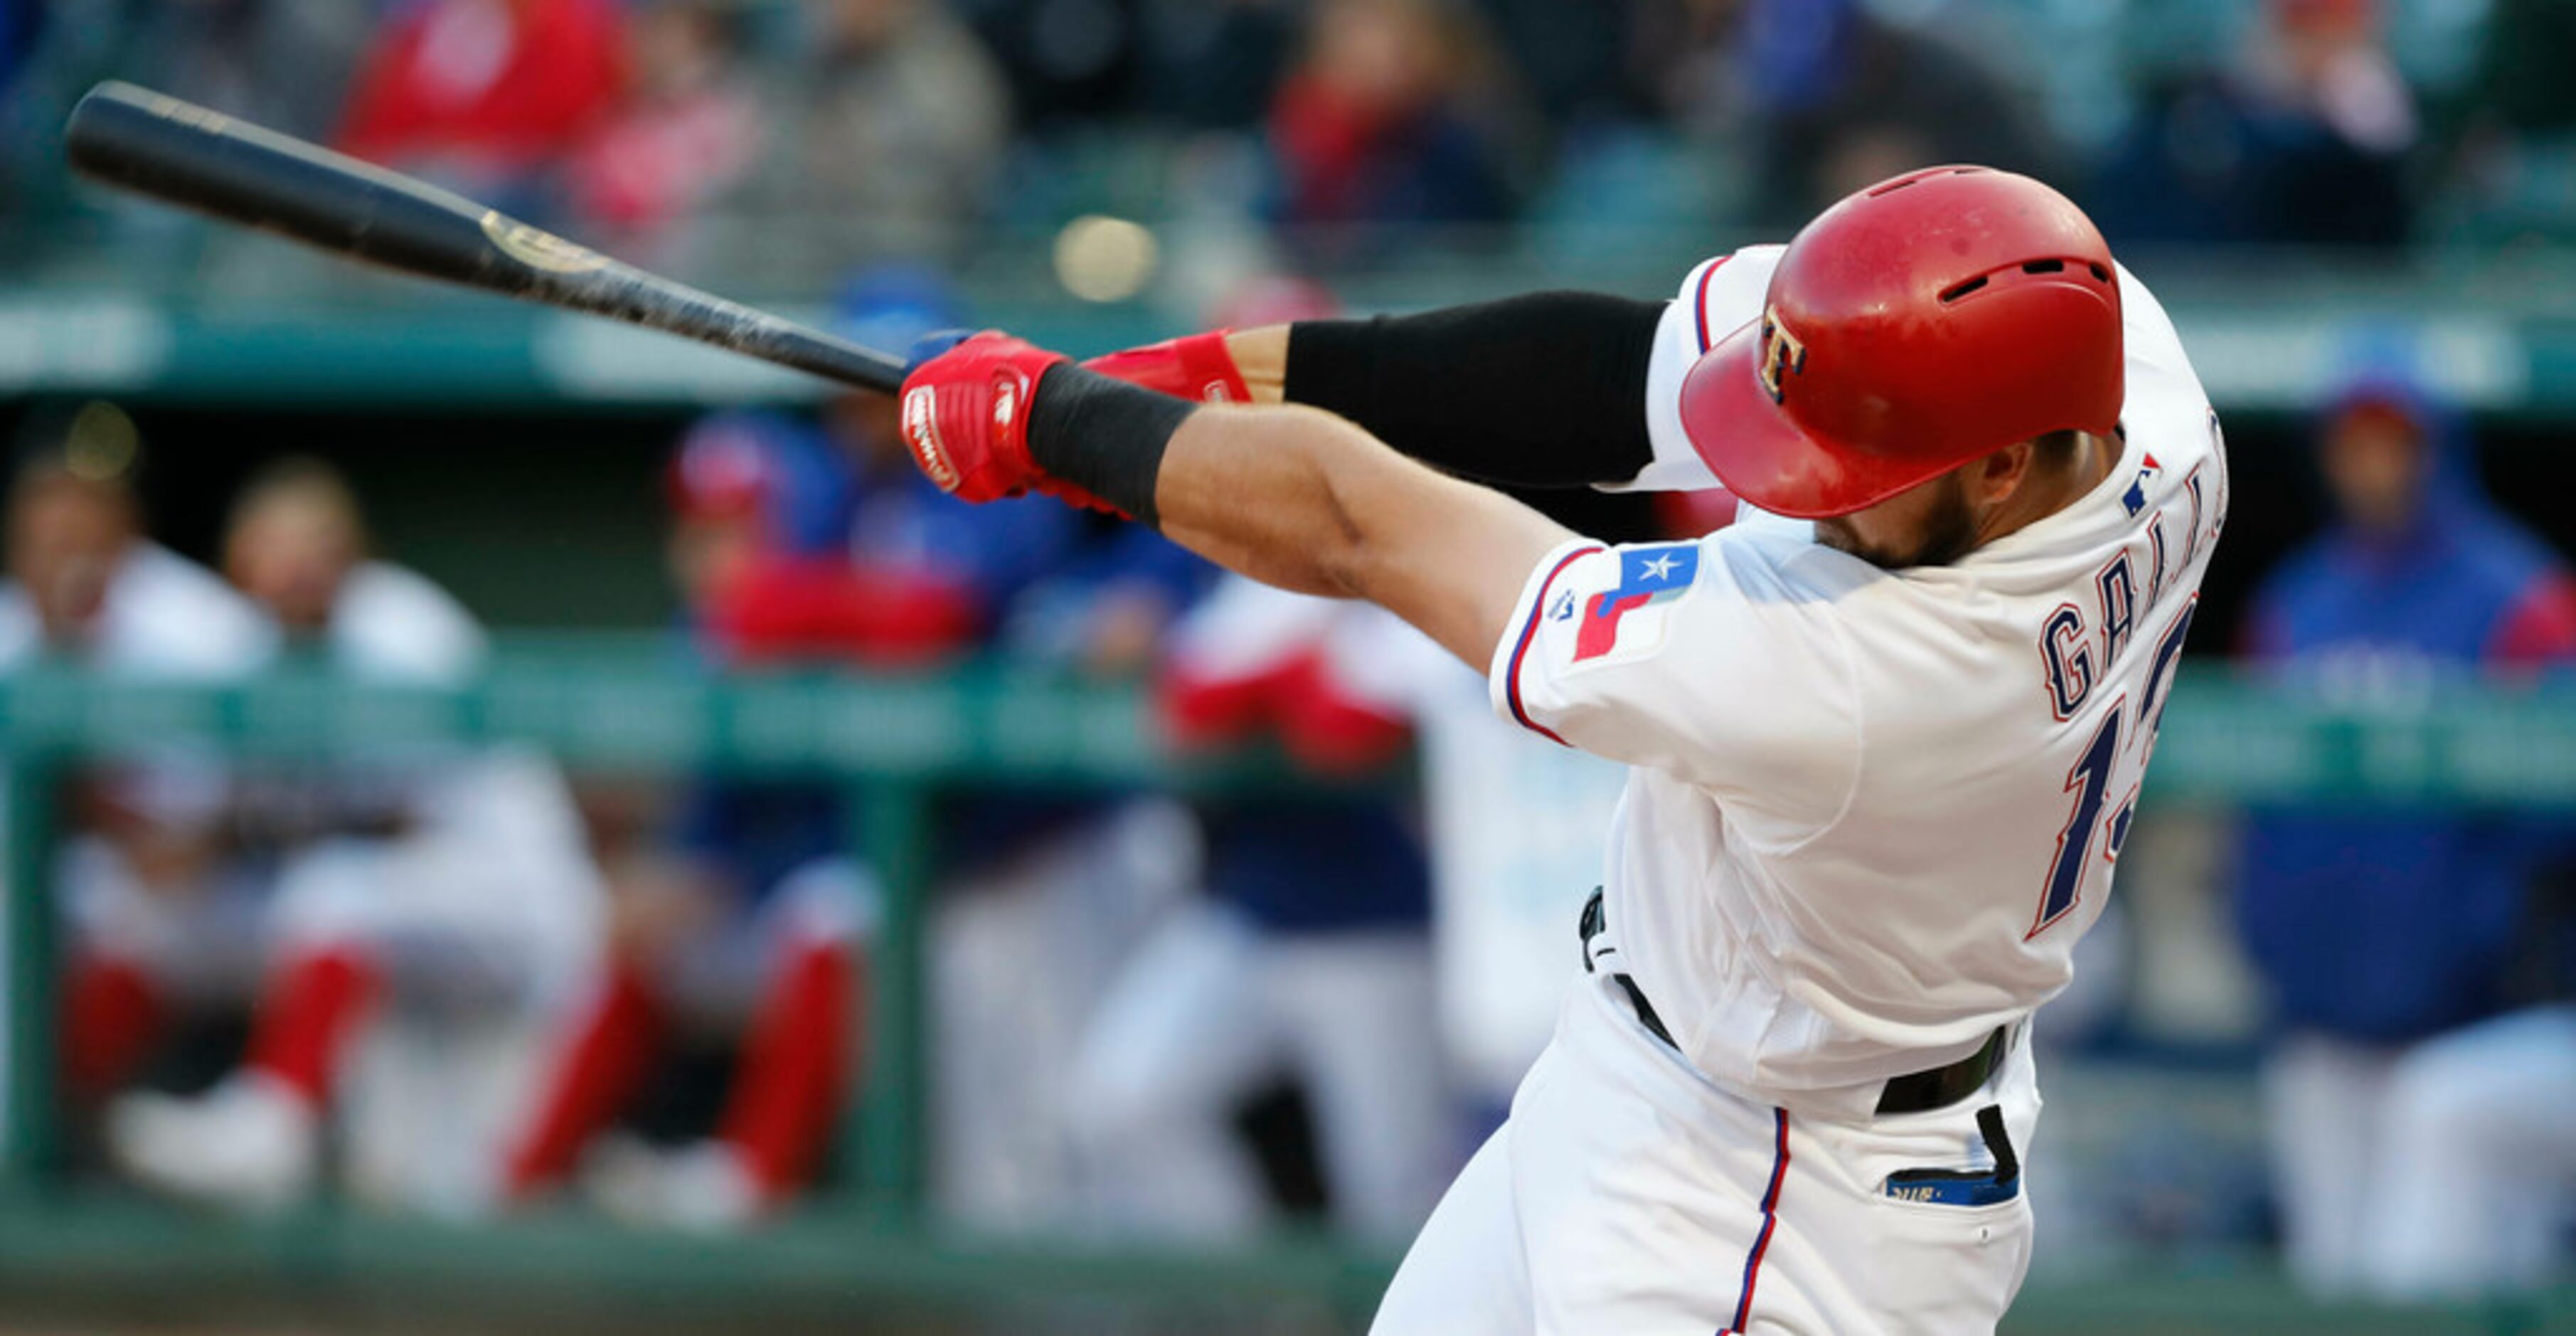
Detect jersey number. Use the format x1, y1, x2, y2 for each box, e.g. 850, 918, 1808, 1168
2030, 603, 2197, 938
2035, 711, 2119, 935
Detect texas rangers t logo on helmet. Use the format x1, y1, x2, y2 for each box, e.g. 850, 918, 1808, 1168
1757, 303, 1808, 405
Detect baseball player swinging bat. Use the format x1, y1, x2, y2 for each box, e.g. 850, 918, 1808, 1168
69, 76, 2240, 1331
61, 81, 910, 394
883, 166, 2229, 1335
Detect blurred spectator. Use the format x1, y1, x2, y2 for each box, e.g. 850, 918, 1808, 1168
117, 0, 371, 144
925, 520, 1208, 1234
1265, 0, 1517, 258
0, 425, 281, 1138
1659, 0, 2060, 226
564, 0, 765, 256
699, 270, 1079, 664
998, 518, 1208, 679
0, 0, 36, 97
496, 405, 881, 1230
733, 0, 1009, 267
1479, 0, 1657, 129
960, 0, 1140, 129
2438, 0, 2576, 245
502, 270, 1082, 1230
1134, 0, 1296, 131
2233, 355, 2576, 1298
102, 459, 601, 1218
2093, 0, 2416, 248
336, 0, 627, 206
219, 459, 481, 670
1067, 576, 1453, 1244
0, 423, 273, 674
2467, 0, 2576, 136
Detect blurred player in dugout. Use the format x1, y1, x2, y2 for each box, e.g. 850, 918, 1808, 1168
2235, 353, 2576, 1298
496, 268, 1108, 1228
490, 402, 880, 1228
1068, 569, 1455, 1244
1045, 263, 1455, 1246
4, 426, 275, 1156
8, 440, 603, 1214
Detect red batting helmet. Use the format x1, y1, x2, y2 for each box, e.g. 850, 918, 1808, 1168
1680, 166, 2124, 519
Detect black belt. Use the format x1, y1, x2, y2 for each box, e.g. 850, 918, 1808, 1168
1577, 889, 2008, 1116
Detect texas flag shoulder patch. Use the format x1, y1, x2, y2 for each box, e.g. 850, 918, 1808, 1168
1568, 543, 1701, 664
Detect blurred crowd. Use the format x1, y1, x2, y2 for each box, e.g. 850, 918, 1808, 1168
9, 0, 2576, 282
0, 270, 1650, 1246
2228, 346, 2576, 1300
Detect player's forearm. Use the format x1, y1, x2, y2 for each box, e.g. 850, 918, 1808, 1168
1021, 364, 1568, 666
1149, 404, 1569, 665
1257, 293, 1665, 487
1147, 404, 1396, 597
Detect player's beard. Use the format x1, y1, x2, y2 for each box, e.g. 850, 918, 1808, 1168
1814, 474, 1981, 570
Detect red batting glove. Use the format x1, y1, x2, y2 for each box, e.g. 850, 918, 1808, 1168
1082, 329, 1251, 405
898, 332, 1067, 502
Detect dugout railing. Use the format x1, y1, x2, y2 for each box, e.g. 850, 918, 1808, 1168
0, 647, 2572, 1334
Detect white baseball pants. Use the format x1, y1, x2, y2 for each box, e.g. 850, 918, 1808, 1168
1066, 899, 1453, 1244
1373, 970, 2040, 1335
2265, 1007, 2576, 1300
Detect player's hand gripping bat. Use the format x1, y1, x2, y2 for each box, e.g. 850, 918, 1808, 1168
60, 81, 911, 394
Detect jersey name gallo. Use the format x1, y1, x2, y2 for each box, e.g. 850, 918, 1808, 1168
2026, 433, 2227, 938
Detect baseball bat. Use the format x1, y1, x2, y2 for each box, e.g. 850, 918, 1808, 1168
61, 80, 910, 394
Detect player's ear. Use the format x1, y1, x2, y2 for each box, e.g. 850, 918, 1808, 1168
1968, 440, 2036, 507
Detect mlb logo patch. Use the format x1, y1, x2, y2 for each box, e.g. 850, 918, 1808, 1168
2122, 452, 2162, 518
1572, 544, 1701, 663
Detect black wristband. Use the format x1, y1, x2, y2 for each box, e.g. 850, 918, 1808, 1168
1026, 364, 1197, 528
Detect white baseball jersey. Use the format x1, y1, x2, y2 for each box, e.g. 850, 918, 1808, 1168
1489, 247, 2228, 1101
0, 542, 277, 678
0, 544, 277, 830
325, 561, 487, 684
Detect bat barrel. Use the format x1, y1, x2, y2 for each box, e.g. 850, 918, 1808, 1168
62, 81, 911, 394
65, 82, 519, 290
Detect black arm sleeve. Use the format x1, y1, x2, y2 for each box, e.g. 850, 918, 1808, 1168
1281, 291, 1664, 489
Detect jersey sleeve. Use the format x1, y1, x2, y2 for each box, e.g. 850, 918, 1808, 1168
1609, 245, 1786, 495
1488, 533, 1863, 834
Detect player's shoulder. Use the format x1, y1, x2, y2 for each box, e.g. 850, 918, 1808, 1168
2108, 262, 2225, 517
1698, 516, 1878, 604
332, 561, 487, 683
107, 544, 279, 677
1497, 533, 1865, 828
118, 541, 235, 604
1558, 529, 1875, 667
1671, 245, 1787, 354
1676, 244, 1787, 291
2112, 261, 2206, 399
1629, 247, 1791, 495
